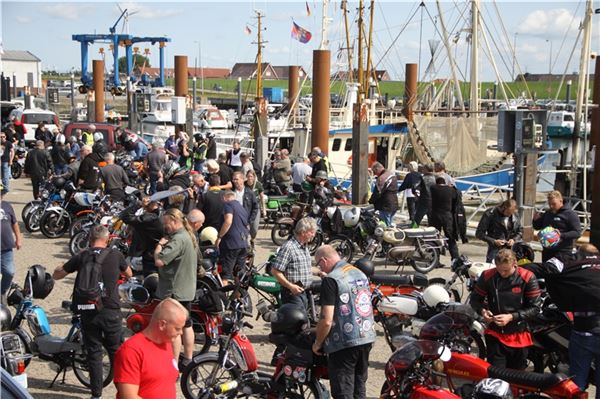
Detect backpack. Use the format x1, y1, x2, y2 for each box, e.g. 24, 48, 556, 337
72, 248, 109, 313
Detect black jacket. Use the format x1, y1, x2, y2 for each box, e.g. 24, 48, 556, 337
453, 188, 468, 243
121, 206, 164, 260
206, 139, 217, 160
78, 152, 103, 190
476, 208, 522, 246
24, 148, 53, 178
532, 206, 582, 258
369, 170, 399, 213
51, 145, 70, 166
470, 267, 542, 334
202, 190, 224, 230
239, 186, 259, 225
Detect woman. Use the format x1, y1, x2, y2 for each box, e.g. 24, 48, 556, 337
245, 169, 265, 247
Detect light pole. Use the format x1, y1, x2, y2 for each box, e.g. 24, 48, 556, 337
70, 73, 75, 109
512, 32, 518, 81
546, 39, 553, 75
192, 77, 197, 110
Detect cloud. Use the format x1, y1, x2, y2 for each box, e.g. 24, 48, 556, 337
15, 16, 32, 24
116, 3, 182, 19
518, 8, 579, 38
41, 4, 95, 20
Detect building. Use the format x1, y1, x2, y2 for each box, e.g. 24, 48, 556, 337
271, 66, 309, 80
0, 50, 42, 94
229, 63, 279, 80
515, 73, 595, 82
144, 67, 230, 79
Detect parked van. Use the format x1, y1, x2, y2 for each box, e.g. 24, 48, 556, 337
8, 108, 60, 144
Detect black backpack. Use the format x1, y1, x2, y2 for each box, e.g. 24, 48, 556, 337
72, 248, 109, 313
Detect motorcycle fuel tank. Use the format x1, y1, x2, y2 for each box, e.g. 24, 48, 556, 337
253, 275, 281, 294
377, 295, 419, 316
467, 262, 495, 280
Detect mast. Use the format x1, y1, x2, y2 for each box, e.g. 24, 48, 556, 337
255, 10, 264, 99
436, 0, 465, 111
341, 0, 353, 82
364, 0, 375, 99
319, 0, 331, 50
357, 0, 364, 103
571, 0, 593, 197
470, 0, 479, 113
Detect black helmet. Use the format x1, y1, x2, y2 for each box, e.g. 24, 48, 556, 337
143, 273, 159, 298
354, 257, 374, 277
6, 286, 24, 306
512, 242, 535, 264
270, 303, 308, 335
199, 259, 214, 272
52, 176, 66, 188
0, 304, 12, 331
315, 170, 328, 181
194, 133, 204, 142
25, 265, 54, 299
473, 379, 513, 399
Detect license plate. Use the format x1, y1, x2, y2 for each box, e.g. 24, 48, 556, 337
12, 373, 28, 389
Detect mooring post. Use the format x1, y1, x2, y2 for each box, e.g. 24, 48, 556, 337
590, 59, 600, 248
288, 65, 299, 127
312, 50, 330, 155
93, 60, 105, 122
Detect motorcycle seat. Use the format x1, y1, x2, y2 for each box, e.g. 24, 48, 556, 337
402, 227, 439, 238
309, 280, 321, 294
34, 334, 80, 354
370, 274, 415, 287
488, 366, 567, 390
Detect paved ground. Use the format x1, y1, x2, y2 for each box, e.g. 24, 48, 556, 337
1, 177, 576, 399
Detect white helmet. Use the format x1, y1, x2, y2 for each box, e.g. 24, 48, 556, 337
55, 134, 66, 145
343, 207, 361, 227
326, 206, 337, 220
199, 227, 218, 245
93, 132, 104, 142
422, 285, 450, 308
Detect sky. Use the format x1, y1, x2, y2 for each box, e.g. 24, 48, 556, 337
1, 0, 597, 83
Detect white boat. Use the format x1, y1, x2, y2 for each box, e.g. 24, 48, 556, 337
140, 87, 176, 138
193, 105, 228, 130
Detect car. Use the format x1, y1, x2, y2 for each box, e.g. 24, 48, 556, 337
1, 368, 33, 399
62, 122, 149, 151
8, 108, 60, 144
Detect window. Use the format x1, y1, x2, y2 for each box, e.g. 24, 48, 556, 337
564, 114, 574, 122
392, 137, 400, 150
332, 138, 342, 151
344, 138, 352, 151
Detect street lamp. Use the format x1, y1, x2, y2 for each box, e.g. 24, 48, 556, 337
512, 32, 518, 81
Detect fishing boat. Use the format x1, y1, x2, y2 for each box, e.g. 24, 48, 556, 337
139, 86, 176, 138
546, 110, 589, 138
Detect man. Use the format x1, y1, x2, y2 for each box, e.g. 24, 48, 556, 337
24, 140, 53, 199
206, 158, 232, 190
186, 209, 206, 277
81, 124, 96, 146
53, 225, 132, 399
532, 190, 582, 262
113, 298, 187, 399
54, 154, 80, 184
78, 142, 104, 192
369, 162, 399, 226
0, 194, 22, 304
192, 133, 207, 172
231, 171, 259, 226
215, 190, 249, 285
191, 173, 208, 209
35, 121, 52, 145
205, 132, 217, 160
51, 134, 70, 174
101, 152, 130, 200
434, 160, 455, 186
306, 151, 327, 184
413, 164, 436, 227
154, 208, 197, 368
226, 139, 243, 171
470, 249, 541, 369
271, 217, 318, 310
240, 152, 254, 177
313, 245, 375, 399
291, 156, 312, 193
430, 177, 460, 260
272, 149, 292, 189
312, 146, 331, 174
397, 161, 421, 222
201, 174, 225, 230
69, 135, 81, 160
145, 140, 167, 195
476, 199, 523, 262
164, 132, 178, 160
0, 132, 14, 194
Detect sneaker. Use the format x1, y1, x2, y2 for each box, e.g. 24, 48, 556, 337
178, 357, 192, 372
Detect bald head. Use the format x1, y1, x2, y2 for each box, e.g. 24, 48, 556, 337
187, 209, 205, 232
314, 244, 341, 273
147, 298, 188, 344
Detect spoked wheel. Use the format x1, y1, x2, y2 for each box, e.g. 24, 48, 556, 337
271, 223, 292, 246
307, 231, 324, 255
69, 230, 90, 256
411, 243, 440, 274
10, 163, 22, 179
21, 200, 41, 222
327, 236, 354, 263
72, 331, 113, 388
69, 214, 95, 238
180, 353, 238, 399
273, 376, 326, 399
40, 211, 71, 238
24, 206, 44, 232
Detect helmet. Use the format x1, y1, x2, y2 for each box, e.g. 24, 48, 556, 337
354, 257, 374, 277
143, 273, 159, 299
301, 181, 314, 192
199, 259, 214, 272
270, 303, 309, 335
473, 379, 513, 399
25, 265, 54, 299
326, 206, 337, 220
55, 134, 66, 145
93, 132, 104, 142
199, 227, 218, 245
343, 207, 361, 227
422, 285, 450, 308
194, 133, 204, 141
69, 135, 78, 143
538, 226, 561, 248
512, 242, 535, 263
163, 161, 179, 181
315, 170, 328, 181
0, 304, 12, 331
51, 176, 66, 188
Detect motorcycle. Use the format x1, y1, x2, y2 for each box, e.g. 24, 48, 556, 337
263, 193, 298, 225
180, 285, 329, 399
1, 305, 33, 388
270, 201, 328, 254
5, 266, 113, 389
39, 187, 98, 239
22, 178, 67, 232
10, 146, 26, 179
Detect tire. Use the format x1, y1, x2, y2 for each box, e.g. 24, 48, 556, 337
10, 163, 22, 179
69, 230, 90, 256
271, 223, 292, 246
69, 214, 95, 238
380, 381, 399, 399
40, 210, 71, 239
327, 236, 354, 263
24, 206, 44, 232
72, 330, 113, 388
411, 243, 440, 274
307, 231, 324, 255
273, 375, 326, 399
21, 201, 41, 223
180, 353, 239, 399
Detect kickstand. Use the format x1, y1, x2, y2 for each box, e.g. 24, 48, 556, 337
48, 366, 67, 388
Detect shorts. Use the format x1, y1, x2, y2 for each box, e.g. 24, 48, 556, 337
219, 247, 247, 280
173, 299, 193, 328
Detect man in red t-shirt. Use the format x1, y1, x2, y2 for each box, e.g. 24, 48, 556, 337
113, 298, 188, 399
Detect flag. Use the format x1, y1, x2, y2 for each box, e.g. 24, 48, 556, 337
244, 25, 252, 35
306, 1, 311, 16
291, 22, 312, 44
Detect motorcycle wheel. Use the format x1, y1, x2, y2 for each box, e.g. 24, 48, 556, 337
10, 163, 22, 179
69, 230, 90, 256
24, 206, 44, 233
271, 223, 292, 246
69, 214, 95, 238
380, 381, 400, 399
72, 330, 113, 388
180, 353, 239, 399
273, 375, 326, 399
411, 243, 440, 274
307, 231, 324, 255
40, 211, 71, 239
327, 236, 354, 263
21, 200, 41, 223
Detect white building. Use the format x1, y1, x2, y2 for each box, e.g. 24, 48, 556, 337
1, 50, 42, 93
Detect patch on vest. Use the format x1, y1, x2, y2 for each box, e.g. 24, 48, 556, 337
362, 319, 373, 332
340, 304, 351, 316
354, 290, 372, 317
343, 323, 353, 333
339, 293, 350, 303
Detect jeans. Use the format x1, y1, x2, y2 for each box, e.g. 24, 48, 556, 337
281, 288, 308, 314
31, 175, 44, 199
485, 244, 500, 263
485, 334, 528, 370
80, 308, 123, 398
570, 331, 600, 398
194, 160, 205, 173
413, 201, 430, 226
149, 174, 159, 195
328, 343, 372, 399
54, 164, 69, 175
1, 162, 10, 193
0, 250, 15, 295
406, 197, 417, 221
379, 210, 396, 226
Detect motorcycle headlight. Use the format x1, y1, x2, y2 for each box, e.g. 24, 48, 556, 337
41, 189, 50, 199
374, 226, 385, 238
59, 189, 66, 199
312, 204, 321, 215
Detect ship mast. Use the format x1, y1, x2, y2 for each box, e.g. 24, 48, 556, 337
341, 0, 353, 83
254, 10, 265, 99
357, 0, 364, 103
436, 0, 465, 111
364, 0, 375, 99
319, 0, 331, 50
470, 0, 479, 113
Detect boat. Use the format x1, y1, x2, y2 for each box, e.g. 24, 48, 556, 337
193, 105, 229, 130
139, 86, 176, 138
546, 110, 589, 138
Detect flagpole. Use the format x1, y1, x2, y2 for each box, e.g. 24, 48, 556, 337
319, 0, 330, 50
342, 0, 353, 83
